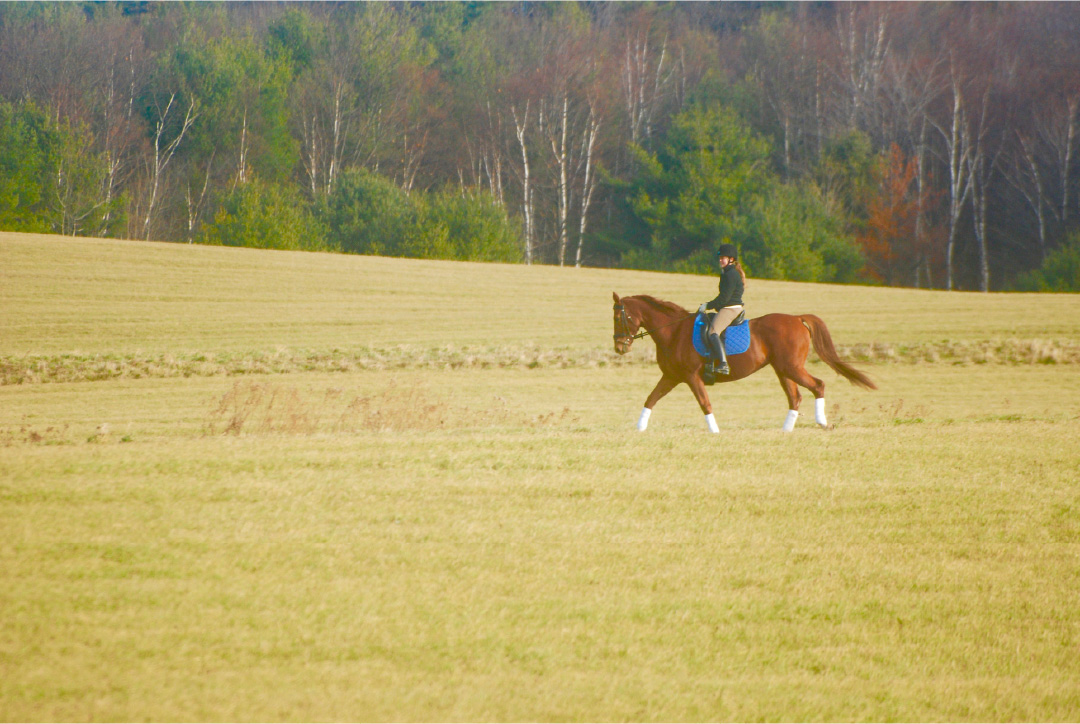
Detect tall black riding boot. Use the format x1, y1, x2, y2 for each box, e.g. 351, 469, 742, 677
707, 331, 730, 376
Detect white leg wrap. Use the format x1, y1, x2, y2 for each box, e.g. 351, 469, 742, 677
705, 413, 720, 434
815, 398, 828, 428
637, 407, 652, 432
782, 409, 799, 432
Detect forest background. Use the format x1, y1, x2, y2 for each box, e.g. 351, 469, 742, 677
1, 1, 1079, 292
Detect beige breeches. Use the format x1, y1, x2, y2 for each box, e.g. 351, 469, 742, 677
707, 305, 744, 335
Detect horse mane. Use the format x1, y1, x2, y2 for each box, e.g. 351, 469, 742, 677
630, 295, 689, 318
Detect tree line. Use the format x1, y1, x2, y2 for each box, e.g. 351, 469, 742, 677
1, 2, 1078, 291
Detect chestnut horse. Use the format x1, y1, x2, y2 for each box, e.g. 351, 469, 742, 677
612, 293, 876, 433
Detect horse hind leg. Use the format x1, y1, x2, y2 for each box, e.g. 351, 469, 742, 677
776, 373, 802, 432
780, 365, 830, 429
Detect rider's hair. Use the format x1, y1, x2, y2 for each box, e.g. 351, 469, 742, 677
730, 259, 747, 287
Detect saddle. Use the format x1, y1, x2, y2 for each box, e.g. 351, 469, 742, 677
692, 309, 750, 358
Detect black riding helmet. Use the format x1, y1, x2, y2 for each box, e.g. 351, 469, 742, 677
716, 242, 738, 259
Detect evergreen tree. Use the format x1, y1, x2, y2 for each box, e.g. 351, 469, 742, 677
0, 102, 56, 233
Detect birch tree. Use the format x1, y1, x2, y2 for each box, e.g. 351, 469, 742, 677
536, 16, 608, 268
292, 4, 430, 198
1037, 94, 1079, 228
745, 12, 821, 176
511, 102, 535, 264
929, 60, 975, 291
1005, 96, 1078, 263
574, 104, 602, 268
621, 23, 672, 147
140, 92, 197, 241
542, 94, 572, 266
967, 89, 1002, 293
1009, 131, 1052, 260
95, 38, 146, 237
833, 3, 891, 138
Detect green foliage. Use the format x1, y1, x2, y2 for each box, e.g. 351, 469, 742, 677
0, 102, 121, 236
266, 9, 316, 72
322, 168, 416, 256
739, 182, 864, 283
817, 130, 877, 224
172, 32, 298, 184
316, 4, 436, 115
622, 102, 862, 282
628, 103, 773, 264
3, 3, 1066, 288
423, 190, 522, 263
198, 180, 327, 252
0, 101, 56, 233
1015, 233, 1080, 292
53, 119, 127, 237
322, 168, 520, 261
415, 2, 471, 72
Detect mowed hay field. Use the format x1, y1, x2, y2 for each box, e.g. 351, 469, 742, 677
3, 233, 1080, 721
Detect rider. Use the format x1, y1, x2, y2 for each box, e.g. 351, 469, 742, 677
701, 242, 745, 377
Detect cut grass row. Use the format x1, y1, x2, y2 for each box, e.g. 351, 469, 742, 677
3, 335, 1080, 386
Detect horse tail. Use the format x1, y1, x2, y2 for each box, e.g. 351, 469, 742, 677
799, 314, 877, 390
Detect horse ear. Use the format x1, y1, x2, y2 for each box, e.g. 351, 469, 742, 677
612, 292, 620, 303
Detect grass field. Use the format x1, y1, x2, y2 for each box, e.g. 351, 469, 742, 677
2, 232, 1080, 721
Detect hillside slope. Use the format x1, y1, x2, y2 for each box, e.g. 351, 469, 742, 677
4, 232, 1079, 362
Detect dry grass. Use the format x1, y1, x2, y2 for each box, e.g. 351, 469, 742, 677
0, 344, 657, 386
204, 378, 577, 436
2, 366, 1079, 721
832, 337, 1080, 365
4, 337, 1080, 387
4, 233, 1080, 360
4, 233, 1080, 721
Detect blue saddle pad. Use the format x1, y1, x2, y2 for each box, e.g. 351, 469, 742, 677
693, 313, 751, 357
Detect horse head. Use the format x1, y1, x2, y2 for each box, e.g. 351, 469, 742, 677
612, 292, 641, 355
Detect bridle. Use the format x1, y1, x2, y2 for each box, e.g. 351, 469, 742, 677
613, 303, 649, 346
613, 302, 693, 347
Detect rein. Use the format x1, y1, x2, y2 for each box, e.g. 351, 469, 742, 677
613, 303, 693, 344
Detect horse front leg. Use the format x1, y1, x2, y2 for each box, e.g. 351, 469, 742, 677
686, 374, 720, 434
637, 375, 679, 431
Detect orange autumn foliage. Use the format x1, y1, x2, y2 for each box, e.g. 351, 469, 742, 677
858, 145, 922, 285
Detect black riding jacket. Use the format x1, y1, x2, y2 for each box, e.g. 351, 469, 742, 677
706, 264, 744, 311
